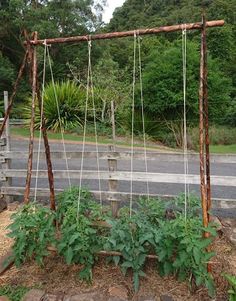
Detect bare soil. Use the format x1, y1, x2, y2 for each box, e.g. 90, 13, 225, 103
0, 209, 236, 301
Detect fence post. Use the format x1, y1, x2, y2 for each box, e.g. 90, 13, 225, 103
1, 91, 12, 203
110, 100, 116, 149
108, 145, 118, 217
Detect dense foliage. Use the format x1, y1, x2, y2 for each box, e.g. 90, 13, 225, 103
0, 285, 29, 301
8, 187, 217, 296
24, 81, 86, 131
223, 273, 236, 301
1, 0, 235, 147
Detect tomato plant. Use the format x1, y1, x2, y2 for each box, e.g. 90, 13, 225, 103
57, 206, 102, 283
8, 203, 56, 266
8, 188, 217, 296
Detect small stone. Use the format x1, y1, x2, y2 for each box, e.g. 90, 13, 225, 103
138, 296, 156, 301
69, 293, 104, 301
0, 199, 7, 213
0, 250, 14, 276
7, 202, 20, 211
210, 215, 222, 230
0, 296, 11, 301
108, 297, 128, 301
108, 286, 128, 300
43, 294, 64, 301
22, 289, 45, 301
160, 295, 174, 301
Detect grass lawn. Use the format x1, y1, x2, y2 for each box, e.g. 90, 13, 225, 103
10, 127, 166, 150
210, 144, 236, 154
11, 127, 236, 154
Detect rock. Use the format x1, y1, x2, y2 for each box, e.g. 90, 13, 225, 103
108, 286, 128, 301
7, 202, 20, 211
0, 296, 11, 301
69, 292, 104, 301
138, 296, 156, 301
0, 250, 14, 276
0, 199, 7, 213
160, 295, 174, 301
222, 218, 236, 246
108, 297, 128, 301
22, 289, 45, 301
42, 294, 64, 301
209, 215, 222, 231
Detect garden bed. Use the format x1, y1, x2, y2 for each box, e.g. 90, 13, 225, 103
0, 189, 236, 300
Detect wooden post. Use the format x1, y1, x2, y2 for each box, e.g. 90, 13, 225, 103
199, 14, 211, 273
1, 92, 12, 203
199, 17, 208, 231
202, 15, 211, 217
108, 145, 118, 217
110, 100, 116, 149
24, 32, 38, 204
3, 92, 11, 152
36, 87, 56, 210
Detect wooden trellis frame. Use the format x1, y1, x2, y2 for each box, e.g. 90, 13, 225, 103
0, 15, 225, 236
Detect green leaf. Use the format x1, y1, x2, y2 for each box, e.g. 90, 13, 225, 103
122, 261, 133, 268
193, 247, 201, 265
195, 275, 204, 286
133, 272, 139, 292
198, 238, 212, 249
205, 276, 215, 298
113, 256, 120, 266
65, 247, 73, 265
163, 261, 173, 276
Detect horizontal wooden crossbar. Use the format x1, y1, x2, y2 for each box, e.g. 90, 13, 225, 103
1, 151, 236, 163
1, 169, 236, 186
1, 187, 235, 208
28, 20, 224, 45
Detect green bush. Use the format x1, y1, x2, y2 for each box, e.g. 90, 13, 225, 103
24, 81, 86, 131
189, 126, 236, 149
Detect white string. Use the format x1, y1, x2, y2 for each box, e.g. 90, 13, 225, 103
34, 41, 47, 202
88, 40, 102, 205
137, 33, 150, 199
46, 45, 72, 189
77, 38, 90, 217
130, 31, 136, 217
182, 25, 189, 220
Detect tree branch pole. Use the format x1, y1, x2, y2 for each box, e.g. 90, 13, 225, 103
199, 18, 208, 231
36, 86, 56, 211
0, 50, 29, 138
26, 20, 224, 46
202, 15, 211, 217
24, 32, 38, 204
199, 15, 212, 273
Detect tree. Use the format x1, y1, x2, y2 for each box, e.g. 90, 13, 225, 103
0, 0, 106, 100
141, 40, 232, 146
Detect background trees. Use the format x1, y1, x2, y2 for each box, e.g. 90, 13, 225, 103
0, 0, 235, 147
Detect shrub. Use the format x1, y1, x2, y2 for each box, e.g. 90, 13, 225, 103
189, 126, 236, 149
24, 81, 86, 131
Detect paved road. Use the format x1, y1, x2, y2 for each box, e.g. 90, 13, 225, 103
8, 138, 236, 204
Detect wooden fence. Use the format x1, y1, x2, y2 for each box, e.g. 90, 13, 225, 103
1, 135, 236, 213
1, 93, 236, 214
